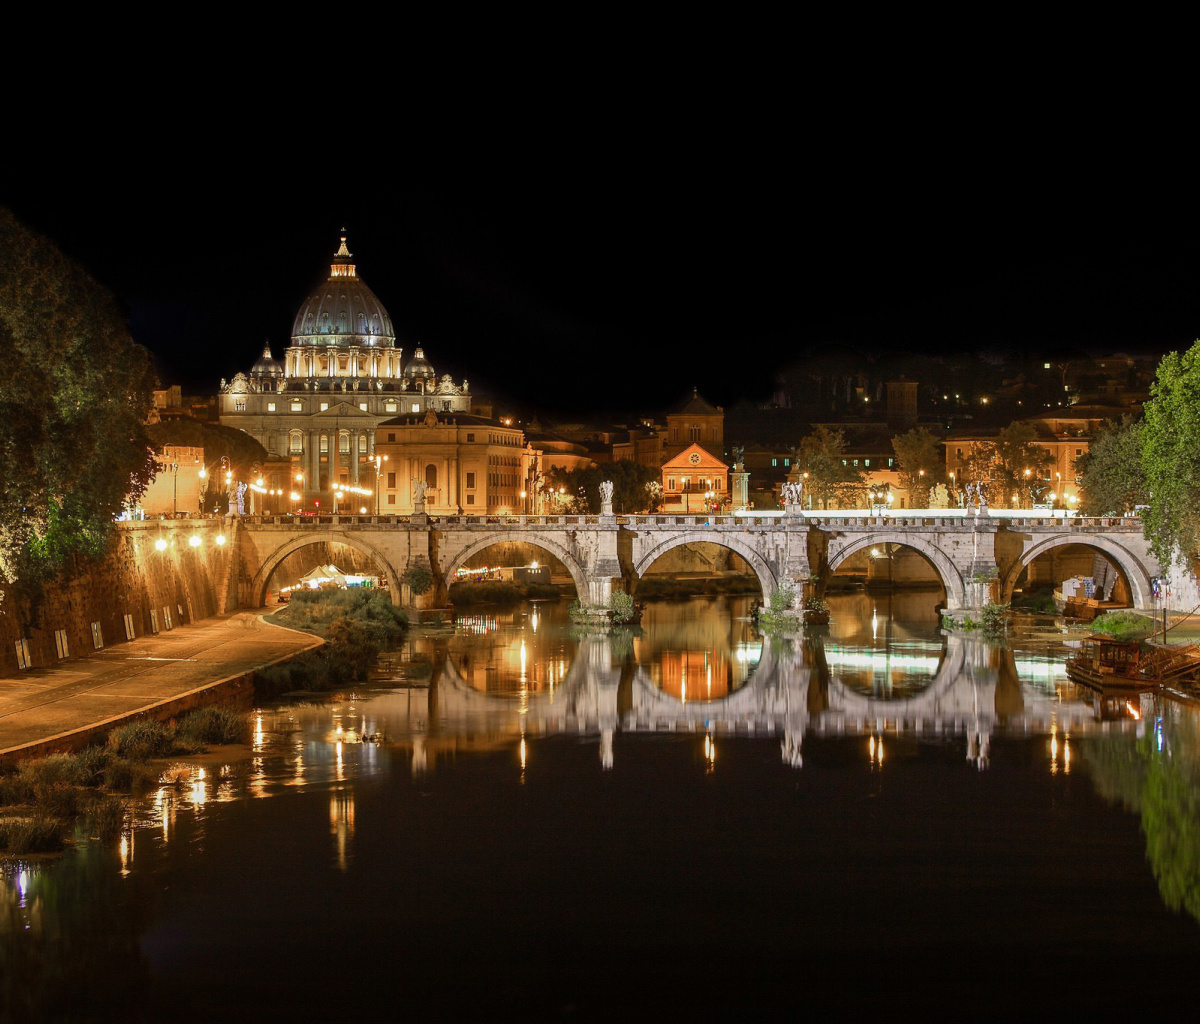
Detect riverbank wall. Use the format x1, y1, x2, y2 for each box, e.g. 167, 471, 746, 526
0, 519, 235, 678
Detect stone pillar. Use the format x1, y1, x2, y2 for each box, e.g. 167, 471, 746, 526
731, 470, 749, 510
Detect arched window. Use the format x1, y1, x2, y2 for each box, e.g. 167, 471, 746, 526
425, 465, 438, 488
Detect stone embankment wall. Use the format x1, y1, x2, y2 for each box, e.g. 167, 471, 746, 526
0, 519, 234, 678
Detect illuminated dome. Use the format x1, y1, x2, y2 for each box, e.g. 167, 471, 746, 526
403, 347, 436, 380
290, 233, 396, 348
251, 343, 284, 378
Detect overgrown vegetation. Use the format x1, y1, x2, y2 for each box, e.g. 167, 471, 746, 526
756, 585, 802, 632
608, 590, 637, 624
941, 602, 1010, 637
635, 576, 759, 600
980, 602, 1010, 637
262, 588, 409, 692
1090, 611, 1155, 641
0, 704, 249, 857
448, 580, 562, 606
403, 564, 434, 595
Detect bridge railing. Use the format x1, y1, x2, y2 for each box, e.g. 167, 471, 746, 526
237, 512, 1145, 533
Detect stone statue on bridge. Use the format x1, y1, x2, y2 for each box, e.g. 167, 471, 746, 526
599, 480, 614, 516
781, 480, 804, 512
412, 479, 428, 514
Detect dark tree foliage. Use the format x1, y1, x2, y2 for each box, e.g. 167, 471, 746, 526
545, 460, 661, 514
1075, 415, 1147, 517
0, 208, 156, 584
890, 426, 945, 502
796, 425, 864, 509
1142, 341, 1200, 565
146, 419, 268, 480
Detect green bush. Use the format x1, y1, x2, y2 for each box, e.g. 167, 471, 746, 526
981, 602, 1010, 638
403, 564, 434, 595
609, 590, 637, 624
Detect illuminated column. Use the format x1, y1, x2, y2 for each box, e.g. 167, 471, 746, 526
352, 434, 361, 486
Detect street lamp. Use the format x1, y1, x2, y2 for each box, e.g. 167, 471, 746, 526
371, 455, 388, 514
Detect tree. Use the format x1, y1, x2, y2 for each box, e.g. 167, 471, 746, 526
1076, 416, 1147, 517
992, 422, 1053, 507
1142, 341, 1200, 564
958, 424, 1052, 508
891, 426, 944, 504
544, 460, 661, 514
0, 208, 156, 585
796, 426, 864, 509
146, 419, 268, 481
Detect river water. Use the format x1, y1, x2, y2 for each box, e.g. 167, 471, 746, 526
4, 592, 1200, 1020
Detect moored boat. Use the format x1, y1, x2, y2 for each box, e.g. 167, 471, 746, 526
1066, 634, 1200, 689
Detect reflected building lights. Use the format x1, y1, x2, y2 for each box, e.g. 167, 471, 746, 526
329, 791, 356, 872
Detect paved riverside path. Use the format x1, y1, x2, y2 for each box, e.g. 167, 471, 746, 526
0, 612, 322, 760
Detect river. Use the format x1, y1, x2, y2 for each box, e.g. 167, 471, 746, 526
4, 591, 1200, 1020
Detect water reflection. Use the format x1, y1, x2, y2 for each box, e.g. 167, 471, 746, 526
6, 594, 1200, 1020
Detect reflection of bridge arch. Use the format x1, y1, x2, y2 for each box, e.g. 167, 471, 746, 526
630, 532, 778, 600
824, 635, 965, 718
825, 535, 961, 606
1000, 534, 1152, 608
441, 534, 588, 597
623, 640, 810, 727
252, 533, 403, 607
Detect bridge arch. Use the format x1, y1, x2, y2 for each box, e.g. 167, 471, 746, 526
441, 533, 589, 598
1000, 534, 1154, 608
630, 531, 779, 600
825, 535, 964, 608
250, 532, 404, 607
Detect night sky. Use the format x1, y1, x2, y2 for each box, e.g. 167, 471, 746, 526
6, 93, 1199, 422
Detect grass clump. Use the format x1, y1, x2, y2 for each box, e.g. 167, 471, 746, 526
84, 795, 128, 842
0, 814, 65, 854
176, 705, 248, 748
1091, 611, 1155, 641
106, 720, 177, 760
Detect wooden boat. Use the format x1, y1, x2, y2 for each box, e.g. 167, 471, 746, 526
1066, 634, 1200, 689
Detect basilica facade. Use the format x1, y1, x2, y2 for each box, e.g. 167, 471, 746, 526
218, 234, 482, 508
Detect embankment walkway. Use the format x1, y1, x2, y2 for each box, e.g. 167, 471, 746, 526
0, 612, 321, 763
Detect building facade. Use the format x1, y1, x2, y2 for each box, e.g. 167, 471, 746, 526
374, 410, 541, 516
218, 234, 476, 509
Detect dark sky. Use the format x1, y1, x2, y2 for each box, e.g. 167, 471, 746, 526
6, 86, 1199, 422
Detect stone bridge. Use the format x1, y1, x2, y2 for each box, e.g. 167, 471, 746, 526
232, 509, 1162, 615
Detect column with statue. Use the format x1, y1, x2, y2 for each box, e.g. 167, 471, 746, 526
730, 445, 749, 511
